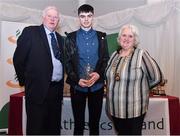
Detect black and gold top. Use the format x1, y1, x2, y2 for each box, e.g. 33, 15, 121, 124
105, 48, 163, 118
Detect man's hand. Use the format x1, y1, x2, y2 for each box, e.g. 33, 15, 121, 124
78, 72, 100, 88
78, 79, 89, 87
86, 72, 100, 87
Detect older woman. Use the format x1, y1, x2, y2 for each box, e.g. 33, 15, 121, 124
105, 24, 163, 135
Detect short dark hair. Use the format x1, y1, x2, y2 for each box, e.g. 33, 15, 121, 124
78, 4, 94, 15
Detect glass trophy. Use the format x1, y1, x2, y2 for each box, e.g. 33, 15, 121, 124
84, 63, 93, 80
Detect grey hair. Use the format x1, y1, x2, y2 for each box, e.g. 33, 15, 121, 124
117, 24, 140, 47
42, 6, 60, 18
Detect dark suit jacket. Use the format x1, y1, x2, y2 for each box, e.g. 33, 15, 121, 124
13, 24, 64, 104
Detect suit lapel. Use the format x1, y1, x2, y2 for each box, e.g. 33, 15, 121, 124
55, 32, 63, 53
39, 25, 51, 58
56, 32, 64, 63
39, 25, 64, 63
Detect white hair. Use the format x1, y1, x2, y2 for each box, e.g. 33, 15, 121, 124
117, 24, 140, 46
42, 6, 60, 18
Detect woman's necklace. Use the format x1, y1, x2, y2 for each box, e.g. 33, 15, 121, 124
112, 48, 134, 81
119, 48, 134, 57
113, 57, 126, 81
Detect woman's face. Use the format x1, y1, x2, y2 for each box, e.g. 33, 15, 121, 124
118, 27, 135, 50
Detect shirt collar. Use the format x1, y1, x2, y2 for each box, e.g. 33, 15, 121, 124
43, 25, 55, 35
79, 27, 93, 35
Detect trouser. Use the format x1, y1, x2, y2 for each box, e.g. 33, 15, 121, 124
70, 87, 104, 135
26, 81, 63, 135
111, 113, 146, 135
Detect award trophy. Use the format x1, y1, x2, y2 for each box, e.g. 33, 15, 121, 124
85, 63, 93, 80
150, 79, 167, 96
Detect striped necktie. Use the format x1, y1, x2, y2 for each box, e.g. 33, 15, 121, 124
50, 33, 60, 60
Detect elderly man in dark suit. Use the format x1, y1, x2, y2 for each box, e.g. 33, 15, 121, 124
13, 6, 64, 135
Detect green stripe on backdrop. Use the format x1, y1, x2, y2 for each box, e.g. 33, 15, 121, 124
0, 103, 9, 129
107, 33, 119, 55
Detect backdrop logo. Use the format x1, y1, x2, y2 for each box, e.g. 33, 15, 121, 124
7, 29, 21, 44
143, 118, 164, 130
61, 118, 113, 131
6, 29, 22, 89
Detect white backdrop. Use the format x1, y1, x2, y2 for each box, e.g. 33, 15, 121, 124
0, 21, 28, 111
0, 21, 32, 130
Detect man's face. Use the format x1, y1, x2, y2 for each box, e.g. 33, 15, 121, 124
78, 12, 94, 28
43, 9, 59, 32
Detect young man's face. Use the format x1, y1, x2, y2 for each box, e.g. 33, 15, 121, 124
78, 12, 94, 28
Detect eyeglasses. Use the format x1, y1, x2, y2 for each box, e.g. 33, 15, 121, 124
46, 15, 59, 20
